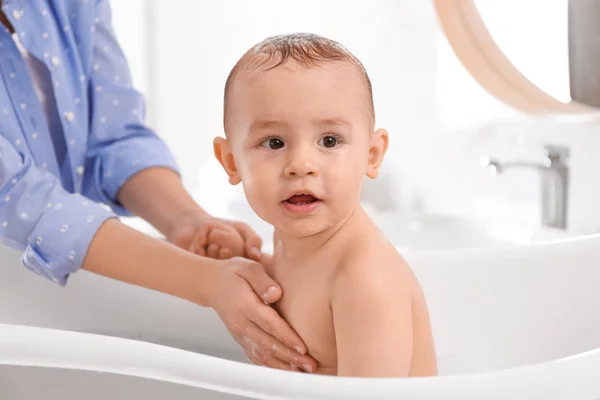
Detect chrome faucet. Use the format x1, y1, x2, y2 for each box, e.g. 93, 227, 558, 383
481, 145, 570, 230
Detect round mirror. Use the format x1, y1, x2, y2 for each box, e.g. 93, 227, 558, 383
433, 0, 600, 114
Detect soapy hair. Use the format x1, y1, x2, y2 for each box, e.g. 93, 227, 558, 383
223, 33, 375, 130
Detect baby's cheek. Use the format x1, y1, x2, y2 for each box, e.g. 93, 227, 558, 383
242, 181, 277, 223
329, 169, 364, 212
239, 154, 273, 186
332, 164, 363, 193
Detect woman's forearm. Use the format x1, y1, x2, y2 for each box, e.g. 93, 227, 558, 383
81, 218, 218, 306
116, 167, 207, 236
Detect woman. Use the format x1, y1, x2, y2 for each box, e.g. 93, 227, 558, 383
0, 0, 316, 373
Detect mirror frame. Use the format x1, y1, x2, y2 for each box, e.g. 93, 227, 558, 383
433, 0, 596, 114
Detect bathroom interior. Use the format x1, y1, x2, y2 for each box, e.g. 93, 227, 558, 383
2, 0, 600, 399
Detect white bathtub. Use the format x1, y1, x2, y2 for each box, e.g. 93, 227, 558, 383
1, 233, 600, 399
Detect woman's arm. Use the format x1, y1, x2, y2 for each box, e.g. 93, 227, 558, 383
115, 167, 204, 236
81, 217, 317, 373
331, 255, 414, 377
81, 218, 215, 306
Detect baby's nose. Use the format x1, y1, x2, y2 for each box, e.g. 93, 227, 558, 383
283, 152, 318, 177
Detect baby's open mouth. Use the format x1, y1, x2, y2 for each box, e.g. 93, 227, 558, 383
285, 194, 319, 205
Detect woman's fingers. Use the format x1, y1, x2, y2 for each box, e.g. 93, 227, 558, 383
239, 321, 310, 372
241, 293, 317, 372
212, 258, 318, 373
230, 221, 263, 260
188, 231, 207, 256
218, 247, 233, 259
194, 228, 244, 259
235, 260, 282, 303
207, 243, 220, 259
263, 354, 303, 372
209, 228, 244, 257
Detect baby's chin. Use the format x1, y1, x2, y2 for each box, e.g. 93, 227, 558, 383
276, 225, 326, 238
269, 218, 337, 239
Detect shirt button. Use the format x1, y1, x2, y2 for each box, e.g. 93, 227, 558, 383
12, 10, 22, 20
51, 56, 61, 66
76, 166, 84, 176
65, 112, 75, 122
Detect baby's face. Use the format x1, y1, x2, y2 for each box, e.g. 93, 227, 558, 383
216, 61, 387, 237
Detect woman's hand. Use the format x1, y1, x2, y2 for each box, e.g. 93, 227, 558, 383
167, 210, 261, 261
207, 256, 317, 373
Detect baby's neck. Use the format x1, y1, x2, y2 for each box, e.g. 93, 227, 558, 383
272, 204, 368, 264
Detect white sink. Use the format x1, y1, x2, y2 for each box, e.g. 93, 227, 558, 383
370, 212, 577, 251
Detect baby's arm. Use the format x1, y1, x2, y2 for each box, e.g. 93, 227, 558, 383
331, 254, 413, 377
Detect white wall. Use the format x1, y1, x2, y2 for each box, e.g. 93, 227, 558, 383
109, 0, 600, 236
145, 0, 443, 209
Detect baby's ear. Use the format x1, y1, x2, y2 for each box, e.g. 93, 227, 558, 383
366, 128, 389, 179
213, 136, 242, 185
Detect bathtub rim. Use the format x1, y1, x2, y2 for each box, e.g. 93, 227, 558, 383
1, 323, 599, 400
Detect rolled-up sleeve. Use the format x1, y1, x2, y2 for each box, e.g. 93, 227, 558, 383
0, 136, 115, 285
83, 0, 179, 216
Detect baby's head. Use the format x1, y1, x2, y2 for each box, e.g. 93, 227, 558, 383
214, 33, 388, 237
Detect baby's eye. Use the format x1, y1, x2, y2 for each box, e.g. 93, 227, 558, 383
319, 135, 338, 148
261, 137, 285, 150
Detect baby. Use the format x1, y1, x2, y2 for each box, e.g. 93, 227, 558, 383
212, 33, 437, 377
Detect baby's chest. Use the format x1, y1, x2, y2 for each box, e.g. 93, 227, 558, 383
273, 270, 338, 368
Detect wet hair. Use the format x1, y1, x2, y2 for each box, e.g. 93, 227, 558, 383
223, 33, 375, 131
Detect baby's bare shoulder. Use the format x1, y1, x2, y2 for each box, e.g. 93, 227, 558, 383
333, 236, 414, 294
344, 229, 409, 268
